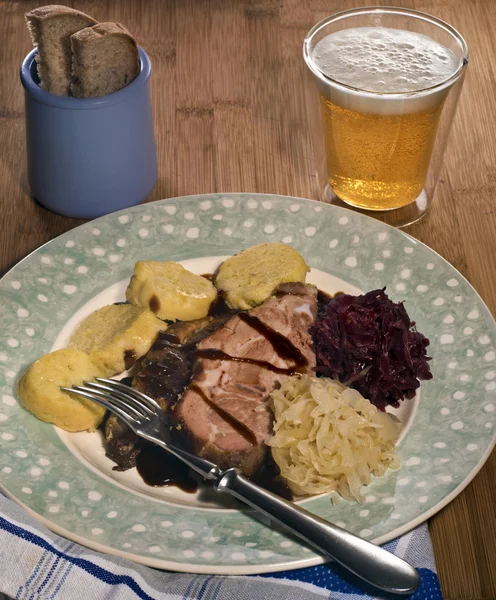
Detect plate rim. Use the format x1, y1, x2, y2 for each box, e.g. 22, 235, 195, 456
0, 192, 494, 575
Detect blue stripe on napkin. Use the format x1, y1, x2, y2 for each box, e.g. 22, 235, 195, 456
260, 564, 442, 599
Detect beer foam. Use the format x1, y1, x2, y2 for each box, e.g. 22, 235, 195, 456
312, 27, 459, 93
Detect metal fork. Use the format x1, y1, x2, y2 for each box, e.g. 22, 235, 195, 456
66, 378, 420, 595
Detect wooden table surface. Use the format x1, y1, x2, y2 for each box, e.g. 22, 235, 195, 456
1, 1, 494, 598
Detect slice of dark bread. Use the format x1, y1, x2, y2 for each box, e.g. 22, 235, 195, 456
71, 22, 140, 98
25, 5, 97, 96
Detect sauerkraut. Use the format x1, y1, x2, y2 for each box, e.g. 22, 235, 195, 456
267, 375, 401, 502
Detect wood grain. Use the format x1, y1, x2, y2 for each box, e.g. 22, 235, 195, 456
0, 1, 494, 598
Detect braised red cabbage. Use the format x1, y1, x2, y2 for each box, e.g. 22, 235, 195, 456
312, 289, 432, 410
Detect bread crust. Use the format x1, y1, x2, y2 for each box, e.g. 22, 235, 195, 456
26, 4, 97, 21
71, 21, 133, 41
70, 22, 140, 98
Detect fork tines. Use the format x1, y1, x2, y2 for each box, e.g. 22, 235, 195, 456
62, 378, 162, 426
95, 378, 163, 414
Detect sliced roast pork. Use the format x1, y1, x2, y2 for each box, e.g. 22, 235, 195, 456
171, 283, 318, 476
104, 315, 231, 470
172, 384, 266, 477
104, 283, 318, 477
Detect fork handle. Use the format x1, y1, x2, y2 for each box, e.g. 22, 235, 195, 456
215, 469, 419, 595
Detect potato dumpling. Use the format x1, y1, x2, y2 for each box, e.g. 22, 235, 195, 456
18, 349, 106, 432
214, 243, 310, 310
125, 261, 218, 322
69, 304, 166, 376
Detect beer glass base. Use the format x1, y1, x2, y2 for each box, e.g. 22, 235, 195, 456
322, 184, 429, 229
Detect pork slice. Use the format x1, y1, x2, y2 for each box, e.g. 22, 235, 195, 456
196, 314, 296, 370
193, 358, 275, 444
172, 385, 266, 476
170, 358, 275, 475
249, 283, 318, 373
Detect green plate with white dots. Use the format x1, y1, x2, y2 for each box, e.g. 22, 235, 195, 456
0, 194, 494, 574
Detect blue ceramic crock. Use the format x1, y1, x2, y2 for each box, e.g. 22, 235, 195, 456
20, 47, 158, 219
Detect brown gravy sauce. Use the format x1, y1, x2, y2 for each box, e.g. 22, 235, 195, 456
133, 284, 338, 498
238, 312, 308, 373
136, 445, 198, 492
136, 444, 292, 498
124, 350, 137, 370
195, 348, 298, 376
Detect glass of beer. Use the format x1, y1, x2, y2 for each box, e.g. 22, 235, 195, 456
303, 7, 468, 227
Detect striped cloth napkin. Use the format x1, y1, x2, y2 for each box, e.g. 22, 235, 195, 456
0, 493, 442, 600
